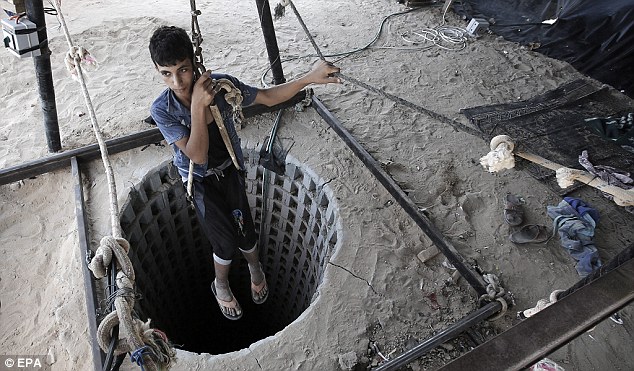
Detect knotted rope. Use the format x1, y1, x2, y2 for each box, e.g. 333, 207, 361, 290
51, 1, 175, 369
64, 46, 97, 81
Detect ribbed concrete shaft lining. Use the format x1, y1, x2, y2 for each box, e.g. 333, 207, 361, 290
118, 149, 339, 354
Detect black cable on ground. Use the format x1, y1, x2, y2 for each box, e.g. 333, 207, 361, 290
277, 1, 486, 140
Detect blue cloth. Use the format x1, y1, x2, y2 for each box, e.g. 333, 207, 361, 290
564, 196, 601, 224
150, 73, 258, 180
547, 197, 602, 277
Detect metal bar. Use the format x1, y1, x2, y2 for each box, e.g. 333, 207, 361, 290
25, 0, 61, 152
255, 0, 286, 85
71, 157, 104, 371
0, 92, 306, 186
440, 256, 634, 370
373, 301, 502, 371
557, 244, 634, 301
259, 109, 285, 255
311, 96, 488, 295
0, 129, 164, 185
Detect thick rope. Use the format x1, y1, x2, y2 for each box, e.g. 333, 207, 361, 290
276, 0, 484, 139
52, 2, 175, 369
185, 0, 245, 203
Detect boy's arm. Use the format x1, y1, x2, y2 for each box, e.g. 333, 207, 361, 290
254, 61, 340, 107
174, 72, 217, 164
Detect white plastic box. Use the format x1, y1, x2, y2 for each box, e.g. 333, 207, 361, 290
1, 17, 41, 58
466, 18, 490, 36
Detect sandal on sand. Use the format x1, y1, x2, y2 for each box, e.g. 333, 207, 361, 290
509, 224, 551, 244
211, 281, 243, 320
251, 276, 269, 305
504, 194, 525, 226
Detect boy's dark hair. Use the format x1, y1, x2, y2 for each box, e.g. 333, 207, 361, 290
149, 26, 194, 67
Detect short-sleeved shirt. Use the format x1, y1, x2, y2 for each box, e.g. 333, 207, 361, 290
150, 73, 258, 180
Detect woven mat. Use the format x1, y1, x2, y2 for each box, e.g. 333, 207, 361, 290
461, 79, 634, 195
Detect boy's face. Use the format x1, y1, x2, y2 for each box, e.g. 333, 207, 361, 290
156, 58, 195, 100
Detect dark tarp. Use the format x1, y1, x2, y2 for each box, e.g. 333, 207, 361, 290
461, 79, 634, 195
455, 0, 634, 98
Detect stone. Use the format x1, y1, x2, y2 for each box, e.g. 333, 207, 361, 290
417, 246, 440, 264
338, 351, 358, 370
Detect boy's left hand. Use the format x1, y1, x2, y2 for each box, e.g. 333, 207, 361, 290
305, 60, 341, 85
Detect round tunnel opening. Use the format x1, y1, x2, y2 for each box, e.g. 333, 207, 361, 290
119, 149, 340, 354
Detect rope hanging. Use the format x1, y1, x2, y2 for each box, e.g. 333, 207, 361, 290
51, 1, 175, 369
186, 0, 246, 203
274, 0, 485, 139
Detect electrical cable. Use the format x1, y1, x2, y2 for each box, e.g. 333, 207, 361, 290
261, 6, 432, 87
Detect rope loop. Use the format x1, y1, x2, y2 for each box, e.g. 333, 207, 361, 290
88, 236, 135, 281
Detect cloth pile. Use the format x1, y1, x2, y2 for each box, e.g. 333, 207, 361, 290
547, 197, 601, 277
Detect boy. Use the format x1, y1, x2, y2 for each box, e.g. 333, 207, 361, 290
149, 26, 340, 320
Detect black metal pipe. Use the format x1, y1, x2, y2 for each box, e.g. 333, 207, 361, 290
439, 255, 634, 370
71, 157, 104, 371
373, 301, 503, 371
311, 96, 489, 296
0, 91, 307, 186
25, 0, 61, 152
255, 0, 286, 85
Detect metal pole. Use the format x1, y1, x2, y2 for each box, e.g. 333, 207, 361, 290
312, 96, 489, 295
255, 0, 286, 85
373, 301, 503, 371
0, 91, 306, 186
439, 255, 634, 370
24, 0, 61, 152
71, 157, 104, 371
259, 109, 284, 255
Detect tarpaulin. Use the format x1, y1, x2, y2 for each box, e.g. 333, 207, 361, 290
455, 0, 634, 98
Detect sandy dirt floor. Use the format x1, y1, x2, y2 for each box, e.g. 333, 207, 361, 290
1, 0, 633, 370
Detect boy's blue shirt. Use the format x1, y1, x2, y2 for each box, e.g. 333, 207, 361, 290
150, 73, 258, 180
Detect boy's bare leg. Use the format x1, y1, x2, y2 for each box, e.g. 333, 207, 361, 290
240, 245, 267, 302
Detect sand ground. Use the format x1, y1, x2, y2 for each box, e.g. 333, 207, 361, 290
1, 0, 632, 370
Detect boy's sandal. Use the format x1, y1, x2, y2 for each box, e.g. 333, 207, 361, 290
211, 282, 243, 320
251, 277, 269, 305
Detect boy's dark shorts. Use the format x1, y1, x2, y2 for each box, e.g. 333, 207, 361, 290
190, 165, 257, 261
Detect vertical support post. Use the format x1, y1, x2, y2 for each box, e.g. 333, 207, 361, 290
24, 0, 61, 152
255, 0, 286, 85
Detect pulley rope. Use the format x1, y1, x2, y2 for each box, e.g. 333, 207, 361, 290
276, 0, 485, 140
186, 0, 246, 205
51, 1, 175, 369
